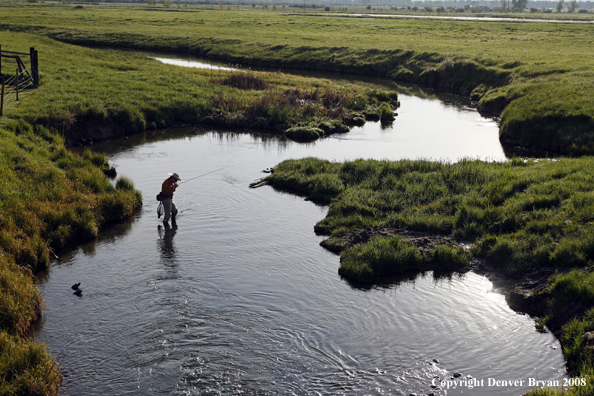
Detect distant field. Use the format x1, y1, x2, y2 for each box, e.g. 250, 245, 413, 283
1, 3, 594, 153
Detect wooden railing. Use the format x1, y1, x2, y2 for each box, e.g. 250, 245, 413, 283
0, 46, 39, 116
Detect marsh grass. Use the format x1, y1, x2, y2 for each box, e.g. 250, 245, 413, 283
0, 237, 62, 395
212, 72, 270, 90
340, 236, 427, 282
0, 124, 142, 268
269, 157, 594, 278
284, 126, 323, 142
550, 271, 594, 310
379, 102, 395, 123
0, 255, 41, 336
0, 123, 140, 396
339, 237, 471, 282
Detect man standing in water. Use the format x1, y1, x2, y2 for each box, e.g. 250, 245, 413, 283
161, 173, 181, 224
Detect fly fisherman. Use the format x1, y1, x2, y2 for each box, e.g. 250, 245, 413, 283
161, 173, 180, 224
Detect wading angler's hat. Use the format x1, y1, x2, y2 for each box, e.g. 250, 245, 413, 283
169, 173, 181, 181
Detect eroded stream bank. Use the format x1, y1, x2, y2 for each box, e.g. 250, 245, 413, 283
38, 90, 567, 395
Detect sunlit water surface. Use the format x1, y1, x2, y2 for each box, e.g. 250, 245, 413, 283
327, 12, 594, 24
153, 57, 239, 71
37, 88, 566, 395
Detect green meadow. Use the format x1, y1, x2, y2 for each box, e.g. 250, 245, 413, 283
1, 3, 594, 153
1, 31, 398, 144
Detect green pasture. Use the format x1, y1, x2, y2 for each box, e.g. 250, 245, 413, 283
0, 31, 398, 144
1, 3, 594, 152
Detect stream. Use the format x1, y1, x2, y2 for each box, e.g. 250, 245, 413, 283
35, 61, 567, 396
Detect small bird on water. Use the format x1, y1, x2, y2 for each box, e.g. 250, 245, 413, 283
72, 283, 82, 296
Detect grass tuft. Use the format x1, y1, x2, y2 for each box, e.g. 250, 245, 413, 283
0, 331, 61, 396
340, 236, 427, 282
285, 126, 323, 142
212, 72, 270, 90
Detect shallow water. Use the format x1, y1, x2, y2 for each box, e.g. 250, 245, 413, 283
153, 57, 239, 71
37, 83, 566, 395
326, 12, 594, 24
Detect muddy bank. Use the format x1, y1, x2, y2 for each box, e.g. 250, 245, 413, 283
65, 120, 140, 146
319, 226, 472, 254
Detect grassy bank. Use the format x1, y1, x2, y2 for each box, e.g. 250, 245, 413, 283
0, 122, 142, 393
268, 157, 594, 278
0, 122, 142, 395
1, 32, 398, 145
0, 35, 149, 396
267, 156, 594, 391
1, 4, 594, 153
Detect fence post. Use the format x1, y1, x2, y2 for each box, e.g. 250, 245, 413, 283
34, 49, 39, 86
15, 67, 18, 101
0, 44, 2, 77
30, 47, 38, 86
1, 77, 4, 116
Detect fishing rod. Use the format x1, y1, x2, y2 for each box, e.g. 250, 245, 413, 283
179, 163, 241, 185
157, 163, 241, 219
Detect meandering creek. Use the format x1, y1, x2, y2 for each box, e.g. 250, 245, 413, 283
324, 12, 594, 24
36, 63, 566, 395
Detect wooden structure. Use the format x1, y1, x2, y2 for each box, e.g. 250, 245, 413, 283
0, 46, 39, 116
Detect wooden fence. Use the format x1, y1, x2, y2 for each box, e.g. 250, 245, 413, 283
0, 46, 39, 116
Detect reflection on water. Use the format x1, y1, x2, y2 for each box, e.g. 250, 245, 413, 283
328, 12, 594, 24
157, 223, 178, 262
153, 57, 239, 71
38, 88, 566, 395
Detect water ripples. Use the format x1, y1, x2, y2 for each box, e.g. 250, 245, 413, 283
38, 111, 565, 395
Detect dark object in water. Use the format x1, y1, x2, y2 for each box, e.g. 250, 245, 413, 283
71, 283, 81, 290
73, 289, 83, 297
249, 176, 269, 189
103, 167, 117, 178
